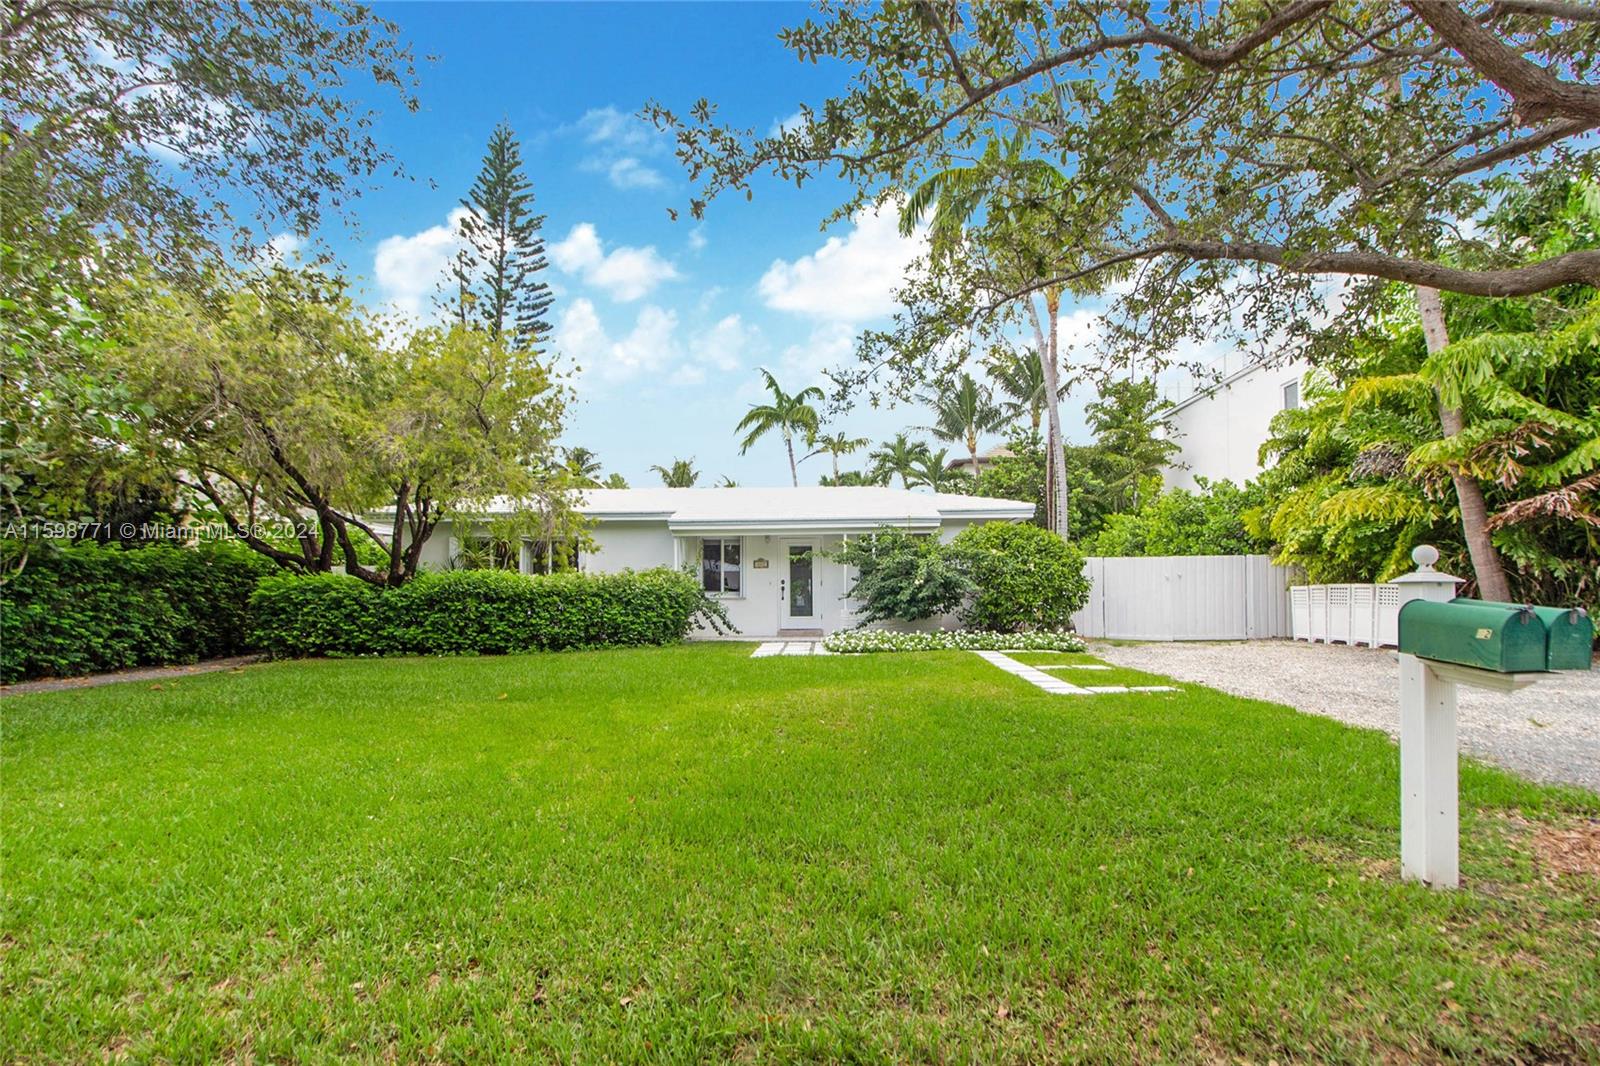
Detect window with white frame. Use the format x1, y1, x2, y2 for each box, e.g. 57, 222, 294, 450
1282, 379, 1301, 410
700, 537, 741, 595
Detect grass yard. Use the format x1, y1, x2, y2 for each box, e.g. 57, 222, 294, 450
4, 644, 1598, 1062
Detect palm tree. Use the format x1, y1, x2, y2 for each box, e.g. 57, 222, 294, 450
908, 446, 962, 492
734, 368, 823, 486
867, 433, 928, 490
987, 346, 1059, 433
563, 446, 604, 487
803, 431, 870, 480
650, 457, 700, 487
715, 475, 739, 488
602, 472, 629, 489
923, 372, 1008, 476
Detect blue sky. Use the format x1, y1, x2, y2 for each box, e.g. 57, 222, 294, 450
312, 2, 1104, 487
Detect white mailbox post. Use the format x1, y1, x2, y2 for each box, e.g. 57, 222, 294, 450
1392, 546, 1551, 890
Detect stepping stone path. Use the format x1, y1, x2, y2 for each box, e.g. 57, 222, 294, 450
751, 641, 833, 658
972, 650, 1179, 696
747, 643, 1178, 695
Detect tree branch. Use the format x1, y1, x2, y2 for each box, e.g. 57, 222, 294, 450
1411, 0, 1600, 124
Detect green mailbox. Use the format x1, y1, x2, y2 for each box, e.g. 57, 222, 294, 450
1462, 600, 1594, 671
1397, 599, 1549, 673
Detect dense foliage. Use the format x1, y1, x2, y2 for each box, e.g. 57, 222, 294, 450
822, 629, 1086, 654
0, 543, 273, 682
829, 529, 972, 625
948, 523, 1089, 633
1087, 479, 1269, 558
248, 568, 731, 658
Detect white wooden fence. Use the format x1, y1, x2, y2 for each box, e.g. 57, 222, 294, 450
1072, 555, 1294, 641
1290, 583, 1401, 647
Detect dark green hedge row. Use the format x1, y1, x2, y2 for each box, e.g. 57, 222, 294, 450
248, 567, 726, 658
1, 542, 275, 682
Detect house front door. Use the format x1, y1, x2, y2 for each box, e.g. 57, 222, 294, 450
780, 542, 817, 629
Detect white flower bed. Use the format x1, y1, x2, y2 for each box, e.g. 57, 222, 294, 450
822, 629, 1087, 654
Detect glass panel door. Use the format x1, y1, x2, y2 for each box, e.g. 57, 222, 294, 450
785, 544, 814, 623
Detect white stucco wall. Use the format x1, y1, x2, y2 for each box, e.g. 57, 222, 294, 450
1161, 360, 1310, 491
419, 516, 1010, 638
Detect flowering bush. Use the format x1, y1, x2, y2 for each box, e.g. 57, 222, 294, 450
822, 629, 1086, 654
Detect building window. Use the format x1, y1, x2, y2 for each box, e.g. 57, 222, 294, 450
700, 537, 741, 595
1282, 380, 1300, 410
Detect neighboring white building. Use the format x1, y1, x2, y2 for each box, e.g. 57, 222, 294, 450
409, 487, 1034, 638
1159, 357, 1311, 490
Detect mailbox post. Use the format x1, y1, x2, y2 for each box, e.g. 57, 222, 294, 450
1393, 546, 1465, 889
1392, 546, 1593, 890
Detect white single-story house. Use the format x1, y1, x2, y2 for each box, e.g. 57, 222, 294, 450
411, 487, 1035, 638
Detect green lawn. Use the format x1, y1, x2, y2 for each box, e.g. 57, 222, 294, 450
4, 645, 1597, 1062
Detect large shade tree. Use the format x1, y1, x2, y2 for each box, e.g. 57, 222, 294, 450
649, 0, 1600, 593
116, 269, 574, 587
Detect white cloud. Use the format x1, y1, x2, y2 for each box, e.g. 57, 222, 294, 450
606, 157, 665, 189
573, 106, 671, 190
373, 207, 467, 323
556, 299, 681, 383
687, 226, 707, 252
758, 204, 924, 323
675, 314, 758, 385
254, 232, 303, 267
775, 321, 857, 388
768, 109, 807, 137
550, 222, 678, 302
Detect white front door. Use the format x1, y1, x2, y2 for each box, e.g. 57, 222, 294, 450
779, 541, 818, 629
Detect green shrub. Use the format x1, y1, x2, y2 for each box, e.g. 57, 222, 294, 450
248, 567, 732, 658
948, 523, 1089, 632
822, 629, 1086, 654
828, 528, 972, 624
0, 541, 275, 682
1086, 477, 1269, 557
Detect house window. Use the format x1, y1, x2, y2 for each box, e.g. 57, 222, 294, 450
460, 536, 517, 571
700, 537, 741, 595
1282, 380, 1301, 410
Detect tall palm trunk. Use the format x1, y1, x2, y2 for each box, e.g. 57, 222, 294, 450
1414, 286, 1511, 601
785, 433, 799, 487
1029, 290, 1070, 538
967, 429, 981, 478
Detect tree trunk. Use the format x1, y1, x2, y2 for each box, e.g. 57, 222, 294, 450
785, 434, 798, 487
832, 452, 840, 479
968, 430, 981, 479
1029, 291, 1071, 538
1413, 285, 1512, 601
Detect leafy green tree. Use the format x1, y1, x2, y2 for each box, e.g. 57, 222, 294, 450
115, 268, 572, 586
803, 432, 870, 480
653, 4, 1599, 326
2, 0, 418, 274
734, 369, 823, 486
947, 523, 1089, 632
452, 123, 553, 347
828, 528, 972, 625
922, 372, 1009, 477
651, 459, 700, 487
1087, 479, 1270, 557
602, 472, 630, 489
867, 434, 928, 490
820, 470, 886, 487
1084, 380, 1182, 512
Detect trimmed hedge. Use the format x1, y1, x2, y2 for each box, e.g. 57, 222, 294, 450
1, 542, 275, 682
248, 567, 728, 658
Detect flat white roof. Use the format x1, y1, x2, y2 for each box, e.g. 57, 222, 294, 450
450, 486, 1035, 533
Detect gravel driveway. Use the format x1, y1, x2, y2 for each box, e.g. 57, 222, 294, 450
1092, 639, 1599, 794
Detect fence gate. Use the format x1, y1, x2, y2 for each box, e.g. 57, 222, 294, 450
1072, 554, 1294, 641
